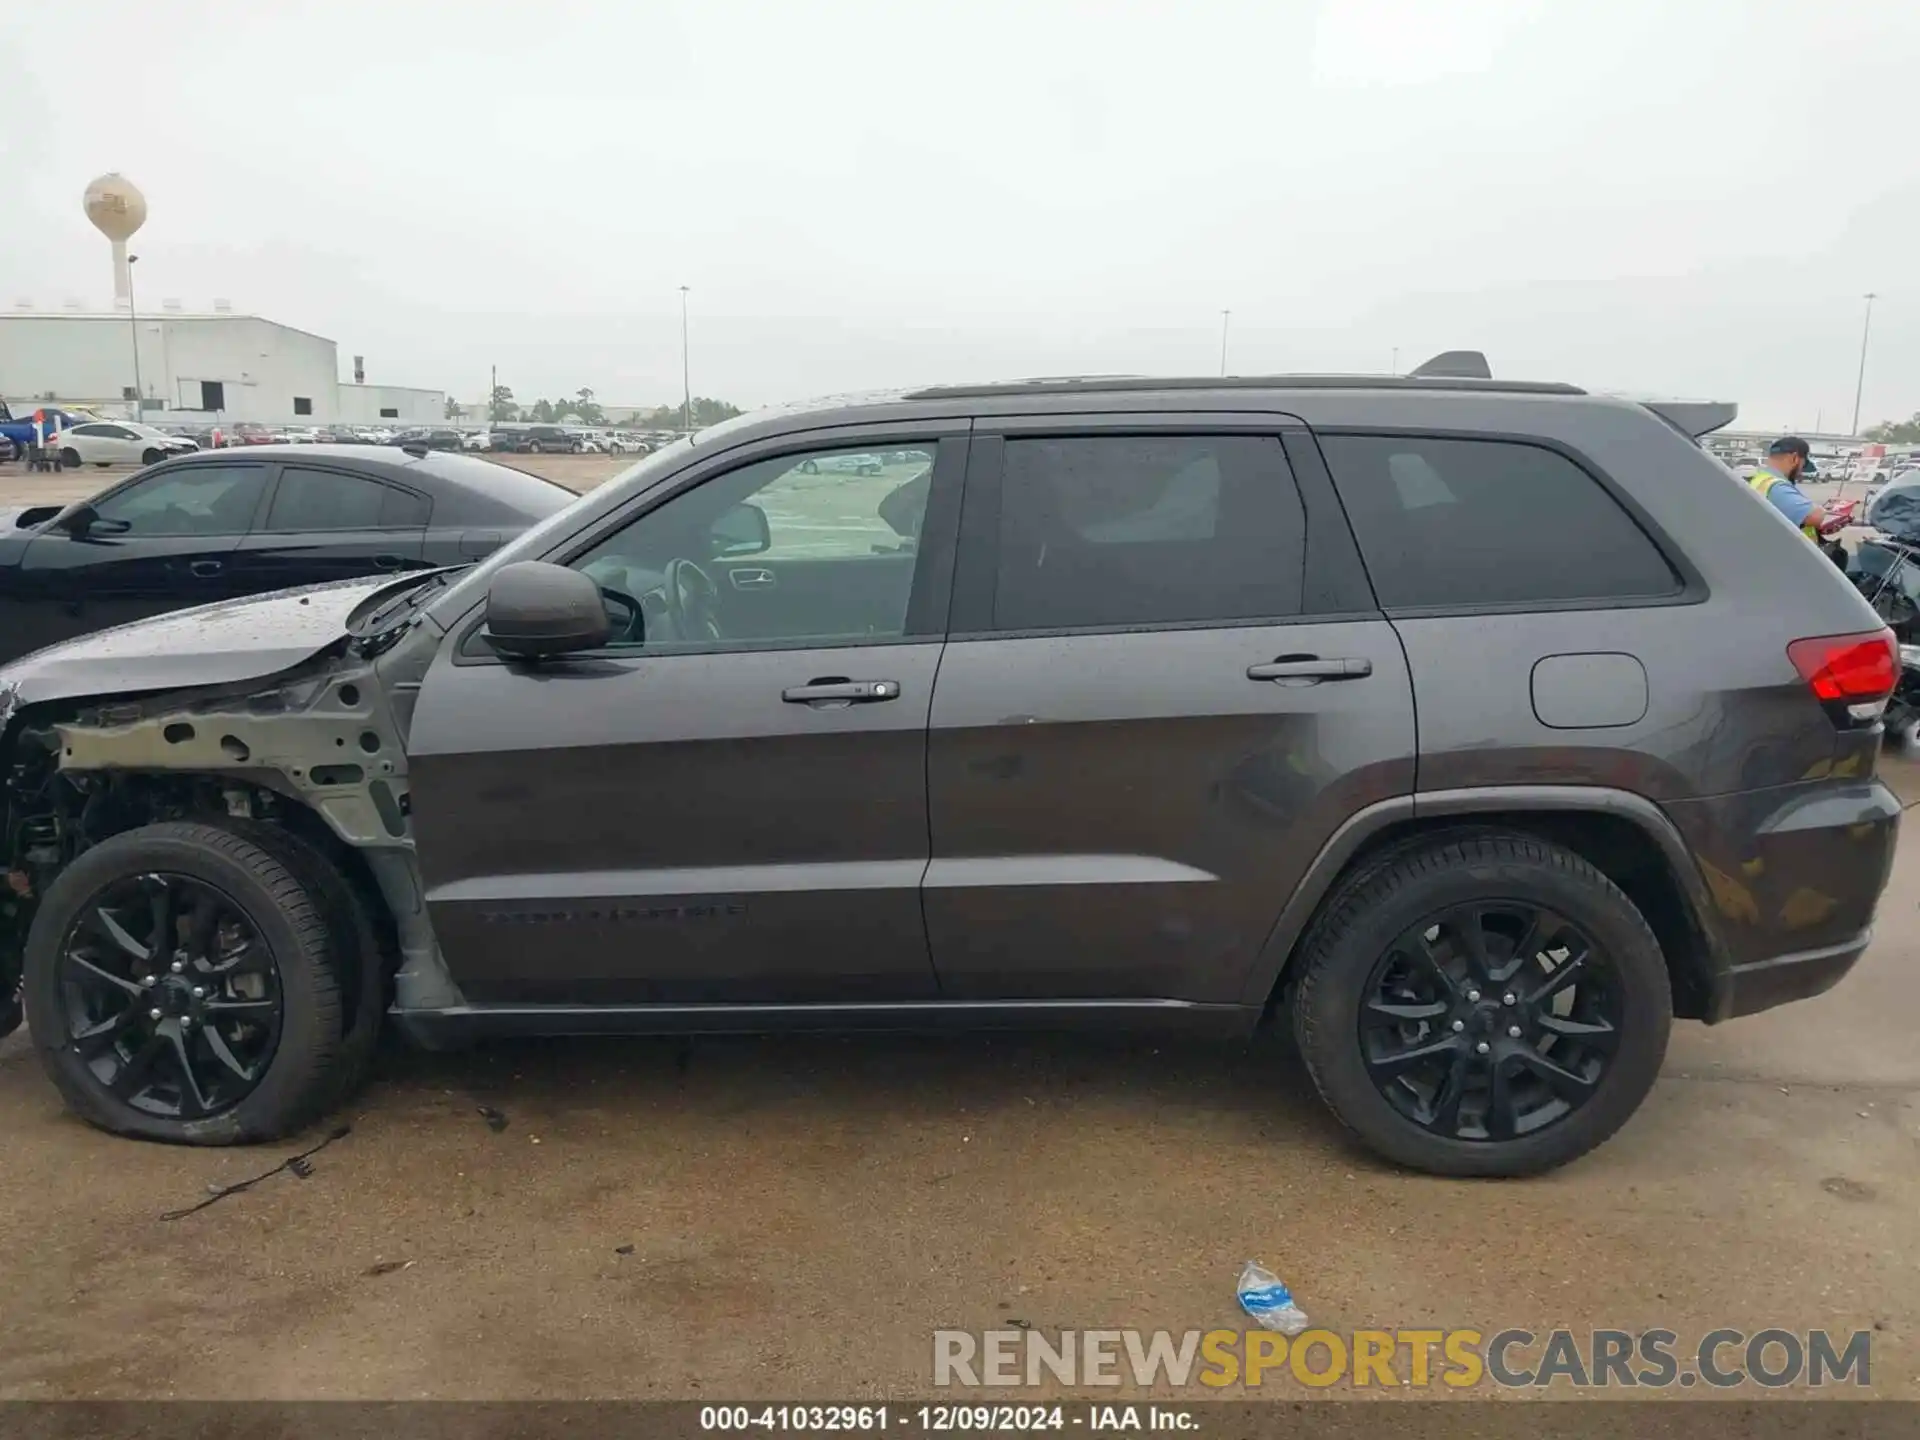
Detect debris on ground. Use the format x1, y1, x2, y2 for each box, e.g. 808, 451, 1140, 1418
615, 1244, 635, 1256
159, 1125, 352, 1222
364, 1259, 415, 1277
1236, 1260, 1310, 1335
1820, 1176, 1876, 1202
477, 1105, 509, 1133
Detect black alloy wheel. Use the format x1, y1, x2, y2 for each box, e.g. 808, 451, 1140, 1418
1292, 830, 1670, 1176
1358, 902, 1620, 1142
53, 872, 283, 1121
24, 822, 348, 1143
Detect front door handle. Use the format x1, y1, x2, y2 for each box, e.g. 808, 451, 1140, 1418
782, 678, 901, 705
189, 559, 224, 577
731, 568, 776, 590
1246, 655, 1373, 682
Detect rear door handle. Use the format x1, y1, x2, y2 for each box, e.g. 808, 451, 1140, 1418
782, 679, 901, 705
1246, 655, 1372, 682
189, 559, 223, 577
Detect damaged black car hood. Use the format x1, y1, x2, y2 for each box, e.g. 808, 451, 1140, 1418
0, 573, 429, 723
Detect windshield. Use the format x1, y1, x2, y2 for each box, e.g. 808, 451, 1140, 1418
424, 438, 694, 626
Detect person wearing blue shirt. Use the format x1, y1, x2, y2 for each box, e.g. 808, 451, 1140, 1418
1748, 436, 1820, 539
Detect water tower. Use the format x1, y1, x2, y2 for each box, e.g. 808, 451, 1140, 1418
83, 173, 147, 308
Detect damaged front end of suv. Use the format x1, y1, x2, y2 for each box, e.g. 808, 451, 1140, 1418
0, 571, 463, 1137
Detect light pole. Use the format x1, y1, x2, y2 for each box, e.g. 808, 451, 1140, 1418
1851, 292, 1878, 437
1391, 346, 1399, 376
679, 285, 692, 432
1218, 310, 1231, 377
126, 253, 145, 419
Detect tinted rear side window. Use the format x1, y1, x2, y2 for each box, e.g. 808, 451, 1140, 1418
265, 468, 393, 531
992, 435, 1305, 630
381, 486, 432, 527
1317, 434, 1679, 609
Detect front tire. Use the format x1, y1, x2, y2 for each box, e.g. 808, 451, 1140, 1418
22, 822, 346, 1145
60, 447, 81, 469
142, 447, 164, 466
1292, 831, 1671, 1177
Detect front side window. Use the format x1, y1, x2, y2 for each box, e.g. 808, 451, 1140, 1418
569, 444, 936, 651
92, 464, 269, 537
1317, 434, 1680, 609
989, 434, 1306, 630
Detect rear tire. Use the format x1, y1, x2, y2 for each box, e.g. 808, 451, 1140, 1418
23, 822, 345, 1145
1292, 831, 1671, 1177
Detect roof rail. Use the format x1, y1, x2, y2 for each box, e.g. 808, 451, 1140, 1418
905, 374, 1583, 400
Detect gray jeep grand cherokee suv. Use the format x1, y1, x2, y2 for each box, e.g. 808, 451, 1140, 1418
0, 360, 1900, 1175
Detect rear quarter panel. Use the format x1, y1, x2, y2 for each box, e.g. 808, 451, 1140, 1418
1289, 392, 1895, 970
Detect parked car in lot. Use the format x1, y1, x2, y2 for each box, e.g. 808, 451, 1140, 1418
520, 424, 581, 454
388, 428, 466, 453
0, 363, 1900, 1175
476, 428, 537, 451
222, 423, 281, 447
0, 444, 572, 670
797, 451, 883, 475
606, 431, 652, 455
53, 422, 198, 469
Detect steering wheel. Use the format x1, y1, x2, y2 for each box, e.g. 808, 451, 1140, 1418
664, 558, 723, 644
597, 585, 646, 644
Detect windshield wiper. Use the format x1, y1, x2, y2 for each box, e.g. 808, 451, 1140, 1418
354, 567, 467, 641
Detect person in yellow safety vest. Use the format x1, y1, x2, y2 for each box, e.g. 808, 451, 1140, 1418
1748, 436, 1823, 540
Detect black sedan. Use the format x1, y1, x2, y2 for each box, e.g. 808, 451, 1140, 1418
0, 444, 574, 668
389, 428, 467, 452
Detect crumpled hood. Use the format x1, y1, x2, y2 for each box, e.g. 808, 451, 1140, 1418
0, 573, 417, 723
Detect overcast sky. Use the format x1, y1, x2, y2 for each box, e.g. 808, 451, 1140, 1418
3, 0, 1916, 429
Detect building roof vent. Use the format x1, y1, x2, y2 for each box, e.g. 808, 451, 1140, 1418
13, 300, 31, 310
162, 298, 183, 312
212, 298, 233, 313
62, 299, 84, 311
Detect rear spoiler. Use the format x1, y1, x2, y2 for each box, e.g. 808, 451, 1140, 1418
1641, 400, 1738, 439
1407, 350, 1493, 380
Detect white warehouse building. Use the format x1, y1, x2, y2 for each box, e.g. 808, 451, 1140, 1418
0, 311, 446, 427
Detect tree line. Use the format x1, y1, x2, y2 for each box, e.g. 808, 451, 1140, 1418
450, 385, 743, 431
1865, 413, 1920, 444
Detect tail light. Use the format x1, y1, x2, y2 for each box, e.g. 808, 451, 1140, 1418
1788, 629, 1899, 725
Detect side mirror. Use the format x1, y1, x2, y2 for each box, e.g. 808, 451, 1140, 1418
484, 561, 611, 659
57, 503, 99, 536
709, 502, 771, 557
